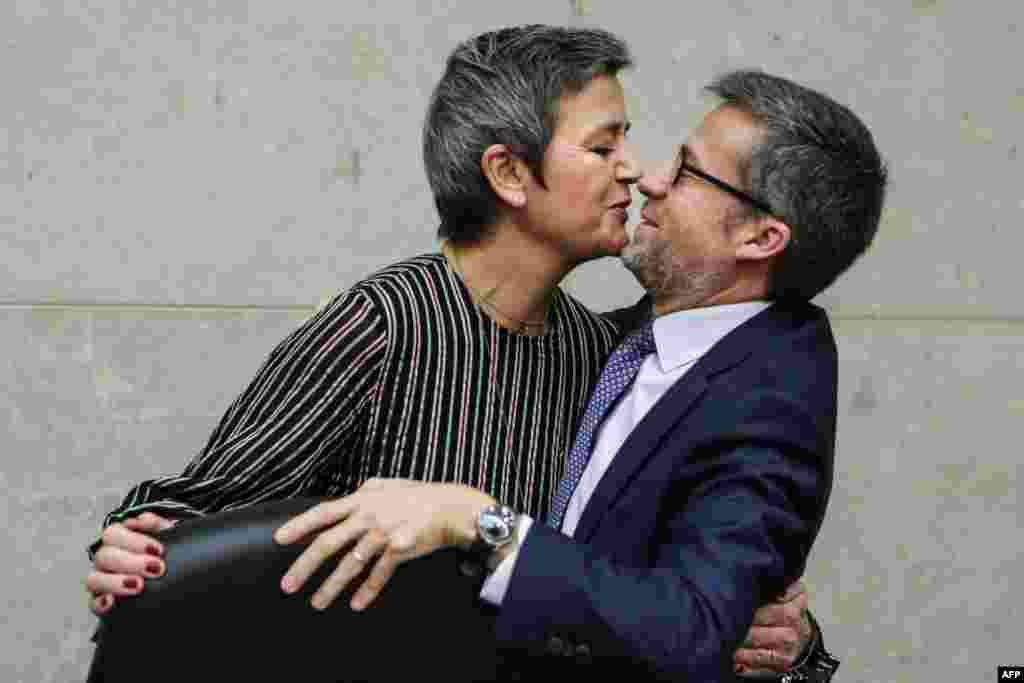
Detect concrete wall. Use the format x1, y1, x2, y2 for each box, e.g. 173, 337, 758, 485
4, 1, 1020, 680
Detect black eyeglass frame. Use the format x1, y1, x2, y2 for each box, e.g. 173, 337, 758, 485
671, 147, 775, 215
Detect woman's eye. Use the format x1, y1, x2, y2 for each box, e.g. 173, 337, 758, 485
591, 147, 615, 157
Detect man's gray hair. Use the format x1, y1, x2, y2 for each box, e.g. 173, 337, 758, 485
423, 25, 632, 243
707, 70, 888, 301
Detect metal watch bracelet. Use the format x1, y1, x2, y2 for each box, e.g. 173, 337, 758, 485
735, 610, 839, 683
779, 610, 840, 683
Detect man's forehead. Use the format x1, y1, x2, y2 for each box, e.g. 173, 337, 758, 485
689, 103, 763, 166
669, 96, 723, 162
707, 104, 763, 146
686, 94, 722, 132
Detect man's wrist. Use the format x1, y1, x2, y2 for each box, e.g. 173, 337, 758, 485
735, 610, 839, 683
485, 529, 519, 572
781, 611, 840, 683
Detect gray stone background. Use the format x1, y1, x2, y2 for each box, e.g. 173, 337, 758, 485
3, 0, 1020, 680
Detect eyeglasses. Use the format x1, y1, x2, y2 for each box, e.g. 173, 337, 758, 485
671, 146, 774, 214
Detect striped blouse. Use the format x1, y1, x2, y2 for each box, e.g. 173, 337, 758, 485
97, 254, 621, 537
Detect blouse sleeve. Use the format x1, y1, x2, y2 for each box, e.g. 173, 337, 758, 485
88, 288, 386, 558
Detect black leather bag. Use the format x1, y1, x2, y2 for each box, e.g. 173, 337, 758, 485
86, 497, 501, 682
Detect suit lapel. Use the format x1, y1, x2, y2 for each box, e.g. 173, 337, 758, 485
573, 370, 710, 543
572, 305, 789, 543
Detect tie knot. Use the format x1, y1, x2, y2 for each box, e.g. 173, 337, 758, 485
624, 321, 656, 357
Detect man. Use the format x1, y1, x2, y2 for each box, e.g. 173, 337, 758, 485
275, 69, 886, 680
86, 27, 824, 678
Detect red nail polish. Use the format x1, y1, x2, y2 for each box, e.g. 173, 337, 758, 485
145, 561, 162, 575
123, 577, 139, 590
145, 544, 163, 557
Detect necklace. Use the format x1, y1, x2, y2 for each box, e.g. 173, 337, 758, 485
442, 242, 551, 336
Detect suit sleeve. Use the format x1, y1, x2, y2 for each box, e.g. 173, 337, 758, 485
493, 384, 831, 681
88, 289, 386, 558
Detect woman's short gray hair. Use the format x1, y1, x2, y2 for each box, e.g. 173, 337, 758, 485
423, 25, 632, 243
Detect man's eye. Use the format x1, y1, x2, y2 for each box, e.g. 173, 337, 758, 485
591, 147, 615, 157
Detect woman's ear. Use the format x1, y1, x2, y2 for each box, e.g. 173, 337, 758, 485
481, 144, 528, 208
735, 216, 791, 262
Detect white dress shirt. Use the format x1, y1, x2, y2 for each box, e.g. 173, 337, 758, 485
480, 301, 772, 605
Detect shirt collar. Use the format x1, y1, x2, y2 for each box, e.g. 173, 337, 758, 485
651, 301, 773, 373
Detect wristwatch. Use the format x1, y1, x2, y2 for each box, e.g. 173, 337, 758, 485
738, 610, 839, 683
779, 610, 840, 683
470, 503, 519, 572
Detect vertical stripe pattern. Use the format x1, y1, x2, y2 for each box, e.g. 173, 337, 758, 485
97, 254, 619, 541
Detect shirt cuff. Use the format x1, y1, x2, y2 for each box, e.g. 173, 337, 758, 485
478, 514, 534, 607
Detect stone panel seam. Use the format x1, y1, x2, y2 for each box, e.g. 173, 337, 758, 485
3, 302, 1024, 324
0, 303, 315, 314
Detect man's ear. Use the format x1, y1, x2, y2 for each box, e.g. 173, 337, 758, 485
735, 216, 791, 262
481, 144, 529, 208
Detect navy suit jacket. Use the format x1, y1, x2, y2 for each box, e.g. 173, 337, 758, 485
494, 300, 838, 681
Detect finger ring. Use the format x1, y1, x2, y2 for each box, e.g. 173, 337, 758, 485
352, 549, 367, 562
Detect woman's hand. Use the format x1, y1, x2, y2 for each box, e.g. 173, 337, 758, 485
274, 478, 494, 611
84, 512, 175, 616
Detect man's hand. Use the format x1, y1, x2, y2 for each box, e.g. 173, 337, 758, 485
84, 512, 175, 616
274, 478, 494, 612
733, 580, 813, 675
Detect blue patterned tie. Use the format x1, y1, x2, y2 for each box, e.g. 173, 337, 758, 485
548, 321, 656, 530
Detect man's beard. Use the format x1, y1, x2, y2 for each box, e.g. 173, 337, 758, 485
622, 236, 724, 309
621, 237, 668, 290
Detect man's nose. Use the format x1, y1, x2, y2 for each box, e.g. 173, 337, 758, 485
637, 162, 672, 198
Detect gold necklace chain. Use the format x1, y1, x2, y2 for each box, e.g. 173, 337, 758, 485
442, 243, 550, 335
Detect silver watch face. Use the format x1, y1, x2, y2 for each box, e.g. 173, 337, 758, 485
478, 505, 515, 546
